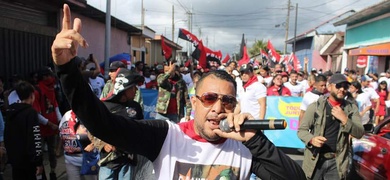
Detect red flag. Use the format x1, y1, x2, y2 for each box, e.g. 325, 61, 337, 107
222, 54, 230, 64
267, 40, 280, 63
238, 45, 250, 66
161, 36, 172, 60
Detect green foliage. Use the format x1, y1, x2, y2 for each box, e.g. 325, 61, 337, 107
249, 40, 267, 57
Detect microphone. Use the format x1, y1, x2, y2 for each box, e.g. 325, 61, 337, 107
219, 119, 287, 133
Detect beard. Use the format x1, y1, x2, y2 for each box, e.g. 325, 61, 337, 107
194, 120, 221, 142
330, 91, 344, 101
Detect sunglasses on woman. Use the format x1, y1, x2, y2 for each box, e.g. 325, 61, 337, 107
195, 92, 237, 110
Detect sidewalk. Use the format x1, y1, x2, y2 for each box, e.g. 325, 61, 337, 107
3, 152, 68, 180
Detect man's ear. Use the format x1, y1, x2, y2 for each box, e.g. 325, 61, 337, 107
190, 95, 197, 112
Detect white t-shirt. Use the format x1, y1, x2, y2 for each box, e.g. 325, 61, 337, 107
284, 82, 304, 97
181, 73, 193, 89
355, 92, 372, 125
298, 80, 309, 92
89, 77, 105, 98
300, 91, 320, 111
8, 90, 20, 105
362, 87, 379, 100
238, 81, 267, 119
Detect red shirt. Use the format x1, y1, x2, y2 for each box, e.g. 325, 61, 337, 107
267, 85, 291, 96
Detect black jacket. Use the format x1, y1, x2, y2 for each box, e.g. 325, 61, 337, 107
4, 103, 43, 167
58, 58, 305, 180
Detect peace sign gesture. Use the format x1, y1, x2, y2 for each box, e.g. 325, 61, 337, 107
51, 4, 88, 65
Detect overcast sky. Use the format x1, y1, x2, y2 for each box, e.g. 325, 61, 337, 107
88, 0, 383, 56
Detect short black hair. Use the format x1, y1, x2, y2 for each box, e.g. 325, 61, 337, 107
196, 70, 237, 94
315, 74, 327, 82
15, 81, 35, 100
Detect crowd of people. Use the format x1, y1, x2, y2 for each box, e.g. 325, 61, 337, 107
0, 3, 389, 180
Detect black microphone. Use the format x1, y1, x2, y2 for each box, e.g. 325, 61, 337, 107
219, 119, 287, 133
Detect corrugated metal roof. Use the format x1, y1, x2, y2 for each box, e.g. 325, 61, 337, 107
334, 1, 390, 26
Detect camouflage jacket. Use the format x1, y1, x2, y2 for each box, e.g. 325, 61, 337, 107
156, 73, 191, 118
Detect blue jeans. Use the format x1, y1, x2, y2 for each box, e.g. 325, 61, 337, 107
99, 164, 133, 180
312, 158, 339, 180
155, 113, 179, 123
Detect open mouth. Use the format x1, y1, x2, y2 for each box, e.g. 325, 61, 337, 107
207, 119, 220, 129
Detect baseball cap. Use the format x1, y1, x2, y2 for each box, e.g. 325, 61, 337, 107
344, 68, 349, 72
380, 72, 386, 77
281, 71, 289, 77
239, 63, 253, 73
109, 61, 126, 71
360, 75, 372, 82
311, 68, 317, 72
104, 68, 142, 101
329, 73, 349, 84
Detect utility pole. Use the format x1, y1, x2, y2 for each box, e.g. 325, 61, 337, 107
141, 0, 145, 30
172, 5, 174, 41
284, 0, 291, 54
104, 0, 111, 78
293, 3, 298, 54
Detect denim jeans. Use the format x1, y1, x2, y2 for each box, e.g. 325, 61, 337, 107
155, 113, 179, 123
312, 158, 339, 180
65, 162, 97, 180
99, 164, 133, 180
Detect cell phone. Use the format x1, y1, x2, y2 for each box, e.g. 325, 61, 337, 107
88, 54, 93, 61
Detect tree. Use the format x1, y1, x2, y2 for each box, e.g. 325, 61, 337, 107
249, 40, 267, 57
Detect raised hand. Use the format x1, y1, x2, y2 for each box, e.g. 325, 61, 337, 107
51, 4, 88, 65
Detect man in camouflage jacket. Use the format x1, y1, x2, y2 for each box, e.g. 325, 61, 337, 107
155, 62, 191, 123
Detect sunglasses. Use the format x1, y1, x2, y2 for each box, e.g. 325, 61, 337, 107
195, 92, 237, 110
335, 82, 350, 89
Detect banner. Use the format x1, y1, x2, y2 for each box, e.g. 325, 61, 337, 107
264, 96, 304, 148
140, 89, 158, 119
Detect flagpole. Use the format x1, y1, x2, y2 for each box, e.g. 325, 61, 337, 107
293, 3, 298, 54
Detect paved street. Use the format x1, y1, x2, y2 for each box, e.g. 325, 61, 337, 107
3, 148, 303, 179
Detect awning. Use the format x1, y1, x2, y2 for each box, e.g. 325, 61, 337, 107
349, 43, 390, 56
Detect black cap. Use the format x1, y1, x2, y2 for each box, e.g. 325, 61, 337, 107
105, 68, 141, 101
329, 73, 349, 84
109, 61, 126, 71
239, 63, 253, 73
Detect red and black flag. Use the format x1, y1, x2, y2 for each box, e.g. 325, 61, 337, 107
191, 40, 207, 69
161, 36, 172, 60
205, 47, 222, 67
238, 45, 250, 67
239, 34, 246, 59
267, 40, 281, 63
178, 28, 200, 47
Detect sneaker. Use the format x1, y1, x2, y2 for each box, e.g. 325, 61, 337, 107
50, 172, 57, 180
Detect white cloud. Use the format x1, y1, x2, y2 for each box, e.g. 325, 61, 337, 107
88, 0, 382, 56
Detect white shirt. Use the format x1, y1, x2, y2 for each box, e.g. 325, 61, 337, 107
284, 82, 304, 97
89, 77, 105, 98
355, 92, 372, 125
181, 73, 193, 89
238, 81, 267, 119
362, 87, 379, 100
370, 81, 378, 91
300, 91, 320, 111
8, 90, 20, 105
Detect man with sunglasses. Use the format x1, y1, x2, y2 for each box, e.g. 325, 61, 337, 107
298, 73, 364, 179
51, 4, 305, 179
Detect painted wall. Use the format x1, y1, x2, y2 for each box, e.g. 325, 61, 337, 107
345, 16, 390, 48
67, 12, 131, 64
